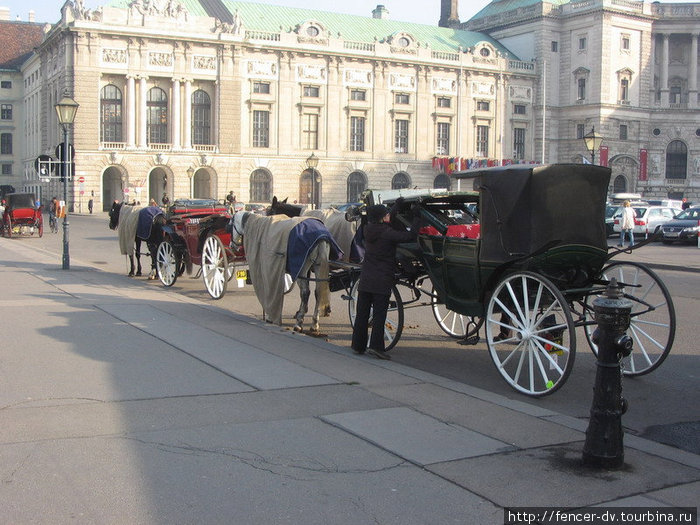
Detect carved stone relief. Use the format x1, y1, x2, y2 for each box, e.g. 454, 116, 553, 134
244, 60, 278, 79
472, 81, 495, 98
509, 85, 532, 101
389, 72, 416, 91
149, 52, 173, 68
431, 77, 457, 95
343, 69, 373, 87
101, 48, 127, 66
295, 64, 327, 83
193, 55, 217, 71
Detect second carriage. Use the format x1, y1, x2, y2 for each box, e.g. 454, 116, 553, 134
335, 163, 675, 397
155, 198, 247, 299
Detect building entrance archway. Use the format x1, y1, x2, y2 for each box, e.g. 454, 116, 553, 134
102, 166, 123, 210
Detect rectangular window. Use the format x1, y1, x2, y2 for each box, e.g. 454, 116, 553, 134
437, 97, 451, 108
395, 119, 409, 153
621, 35, 630, 51
477, 101, 490, 111
619, 125, 628, 140
253, 82, 270, 94
513, 104, 526, 115
0, 104, 12, 120
513, 128, 526, 160
620, 79, 629, 102
252, 110, 269, 148
0, 133, 12, 154
551, 41, 558, 52
302, 113, 318, 150
350, 89, 366, 101
303, 85, 320, 97
670, 86, 681, 104
579, 37, 587, 50
577, 78, 586, 100
437, 122, 450, 155
476, 125, 489, 157
1, 163, 11, 175
576, 124, 585, 139
350, 116, 365, 152
395, 93, 410, 104
0, 81, 11, 89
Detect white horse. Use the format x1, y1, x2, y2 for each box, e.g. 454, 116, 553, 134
231, 211, 341, 334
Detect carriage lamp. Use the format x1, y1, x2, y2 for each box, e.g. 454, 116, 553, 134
306, 153, 319, 210
583, 127, 604, 165
55, 91, 79, 270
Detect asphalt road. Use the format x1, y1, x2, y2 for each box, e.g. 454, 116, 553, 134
24, 212, 700, 455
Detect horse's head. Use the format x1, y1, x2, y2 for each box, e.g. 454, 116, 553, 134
268, 196, 303, 217
108, 201, 123, 230
228, 210, 249, 248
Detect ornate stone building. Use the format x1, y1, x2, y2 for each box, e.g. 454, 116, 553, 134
465, 0, 700, 200
18, 0, 536, 211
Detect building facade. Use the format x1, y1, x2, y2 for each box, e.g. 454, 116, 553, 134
465, 0, 700, 201
17, 0, 536, 211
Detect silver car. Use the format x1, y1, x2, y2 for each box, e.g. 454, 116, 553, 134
612, 205, 678, 236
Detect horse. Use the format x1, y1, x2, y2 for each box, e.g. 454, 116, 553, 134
108, 201, 167, 278
268, 196, 360, 263
230, 210, 342, 334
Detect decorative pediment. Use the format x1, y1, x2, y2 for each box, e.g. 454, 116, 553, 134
573, 67, 590, 77
616, 67, 634, 78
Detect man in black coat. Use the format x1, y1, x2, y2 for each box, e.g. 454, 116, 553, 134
351, 198, 418, 359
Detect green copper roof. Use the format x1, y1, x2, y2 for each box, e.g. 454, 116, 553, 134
105, 0, 515, 57
470, 0, 570, 21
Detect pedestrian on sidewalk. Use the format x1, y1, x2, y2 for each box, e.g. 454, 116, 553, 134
88, 198, 93, 214
618, 200, 635, 248
351, 198, 418, 360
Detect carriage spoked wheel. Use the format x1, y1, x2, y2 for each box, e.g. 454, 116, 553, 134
485, 271, 576, 397
37, 215, 43, 238
201, 235, 228, 299
347, 279, 404, 352
5, 216, 12, 238
430, 285, 483, 339
584, 261, 675, 376
156, 240, 180, 287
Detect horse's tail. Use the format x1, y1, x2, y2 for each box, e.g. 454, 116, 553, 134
317, 241, 331, 317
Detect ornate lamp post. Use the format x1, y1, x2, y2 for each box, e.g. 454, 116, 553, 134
54, 92, 79, 270
187, 167, 194, 198
583, 127, 604, 165
306, 153, 319, 209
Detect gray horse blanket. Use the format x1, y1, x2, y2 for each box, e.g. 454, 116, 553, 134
117, 204, 142, 256
243, 213, 337, 325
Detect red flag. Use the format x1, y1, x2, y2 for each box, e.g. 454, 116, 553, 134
599, 146, 609, 167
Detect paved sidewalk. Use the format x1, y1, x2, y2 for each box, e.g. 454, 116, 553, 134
0, 237, 697, 524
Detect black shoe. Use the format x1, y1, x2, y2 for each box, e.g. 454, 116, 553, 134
352, 348, 365, 355
366, 348, 391, 360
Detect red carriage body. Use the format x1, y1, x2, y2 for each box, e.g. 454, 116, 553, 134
2, 193, 43, 238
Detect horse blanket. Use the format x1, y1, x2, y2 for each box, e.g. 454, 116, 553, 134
303, 208, 358, 262
242, 213, 338, 325
117, 204, 142, 256
136, 206, 164, 240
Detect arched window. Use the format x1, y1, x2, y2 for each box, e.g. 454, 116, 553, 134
391, 172, 411, 190
250, 169, 271, 202
100, 85, 123, 143
147, 87, 168, 144
433, 173, 450, 190
665, 140, 687, 179
613, 175, 627, 193
192, 90, 211, 145
347, 171, 367, 203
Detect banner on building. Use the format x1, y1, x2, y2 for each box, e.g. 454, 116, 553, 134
639, 149, 648, 181
599, 145, 609, 167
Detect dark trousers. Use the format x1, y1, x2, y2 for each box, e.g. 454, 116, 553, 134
351, 289, 390, 352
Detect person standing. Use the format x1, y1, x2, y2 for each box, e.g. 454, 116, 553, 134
162, 192, 170, 208
351, 198, 418, 359
88, 197, 93, 214
618, 200, 636, 248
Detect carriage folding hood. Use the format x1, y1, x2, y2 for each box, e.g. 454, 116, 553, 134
453, 164, 612, 264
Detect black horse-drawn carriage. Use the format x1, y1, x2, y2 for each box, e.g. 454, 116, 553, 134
334, 164, 675, 396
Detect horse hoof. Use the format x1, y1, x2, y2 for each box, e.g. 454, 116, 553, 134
135, 272, 142, 277
293, 325, 303, 332
128, 272, 134, 277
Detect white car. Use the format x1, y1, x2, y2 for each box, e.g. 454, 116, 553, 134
613, 205, 678, 236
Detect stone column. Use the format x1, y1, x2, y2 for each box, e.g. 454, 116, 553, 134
138, 76, 148, 148
126, 75, 136, 148
213, 79, 219, 147
660, 33, 670, 105
171, 78, 181, 149
690, 33, 698, 108
183, 79, 192, 149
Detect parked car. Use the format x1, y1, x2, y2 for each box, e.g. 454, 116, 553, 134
646, 199, 684, 210
244, 203, 268, 215
605, 204, 620, 237
658, 206, 700, 244
612, 205, 678, 237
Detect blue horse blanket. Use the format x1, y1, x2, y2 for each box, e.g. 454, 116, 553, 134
136, 206, 164, 240
286, 219, 343, 280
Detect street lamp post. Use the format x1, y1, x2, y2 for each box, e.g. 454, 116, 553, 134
54, 92, 79, 270
306, 153, 319, 210
583, 126, 604, 165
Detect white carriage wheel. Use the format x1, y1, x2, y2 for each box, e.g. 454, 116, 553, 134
584, 261, 675, 376
201, 235, 228, 299
347, 279, 404, 352
486, 271, 576, 397
156, 240, 178, 287
430, 285, 483, 339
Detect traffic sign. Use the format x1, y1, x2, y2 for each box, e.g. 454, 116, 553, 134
78, 176, 85, 183
34, 154, 55, 176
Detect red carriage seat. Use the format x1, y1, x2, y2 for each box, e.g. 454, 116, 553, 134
419, 224, 480, 239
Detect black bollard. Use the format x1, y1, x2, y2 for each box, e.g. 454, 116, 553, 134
582, 278, 633, 469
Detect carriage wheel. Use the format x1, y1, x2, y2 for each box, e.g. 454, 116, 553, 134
5, 216, 11, 238
156, 240, 179, 287
584, 262, 675, 376
37, 215, 43, 238
430, 285, 483, 339
486, 271, 576, 397
201, 235, 228, 299
348, 279, 404, 352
